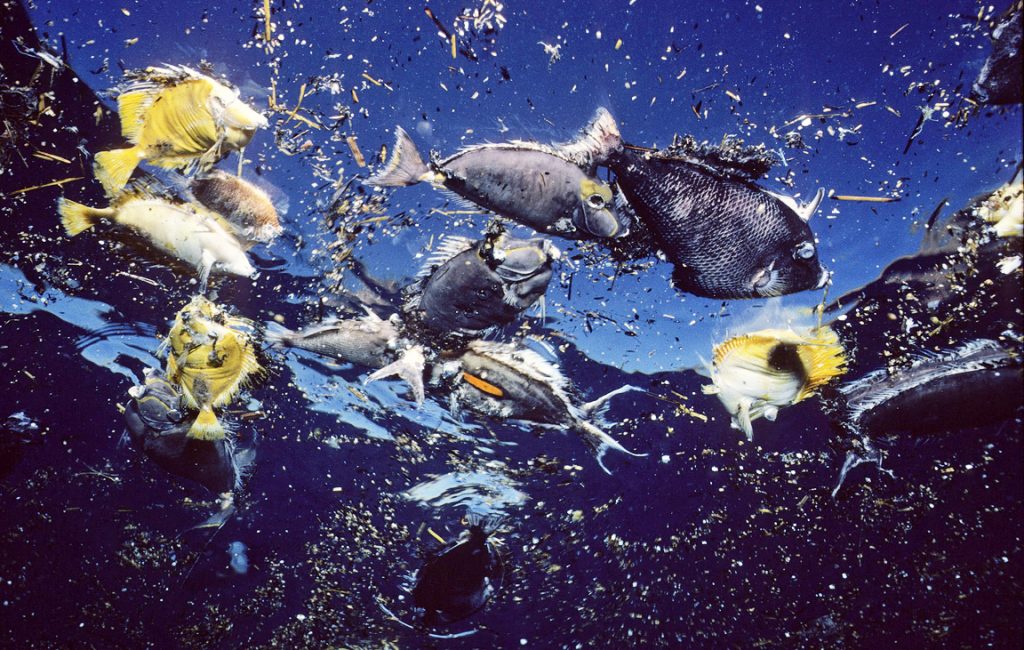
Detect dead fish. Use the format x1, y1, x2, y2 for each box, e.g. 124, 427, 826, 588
366, 111, 626, 239
164, 297, 264, 440
974, 168, 1023, 238
123, 367, 253, 493
95, 65, 268, 195
435, 340, 645, 473
58, 190, 254, 288
971, 2, 1023, 105
836, 339, 1022, 437
404, 230, 560, 339
269, 308, 425, 404
190, 169, 283, 244
412, 513, 505, 626
593, 108, 828, 298
703, 326, 848, 440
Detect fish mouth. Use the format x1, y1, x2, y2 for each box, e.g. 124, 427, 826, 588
576, 205, 624, 238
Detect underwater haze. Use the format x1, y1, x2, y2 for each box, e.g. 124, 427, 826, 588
1, 0, 1022, 647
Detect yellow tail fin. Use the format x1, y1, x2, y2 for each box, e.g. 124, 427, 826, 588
188, 407, 225, 441
57, 198, 101, 236
94, 146, 142, 195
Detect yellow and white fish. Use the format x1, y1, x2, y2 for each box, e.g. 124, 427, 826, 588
974, 168, 1023, 238
58, 191, 254, 286
703, 326, 847, 440
94, 65, 268, 195
164, 296, 263, 440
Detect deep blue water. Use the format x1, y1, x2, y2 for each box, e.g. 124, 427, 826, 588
1, 0, 1022, 647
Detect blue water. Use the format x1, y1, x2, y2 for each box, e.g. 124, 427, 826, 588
1, 0, 1022, 646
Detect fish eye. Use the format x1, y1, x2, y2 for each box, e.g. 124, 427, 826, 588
586, 194, 606, 208
793, 241, 815, 260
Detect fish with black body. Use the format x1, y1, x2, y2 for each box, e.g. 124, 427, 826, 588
433, 340, 645, 473
366, 111, 626, 239
123, 368, 253, 494
403, 228, 560, 341
412, 513, 505, 626
590, 108, 828, 298
268, 308, 426, 404
971, 1, 1023, 106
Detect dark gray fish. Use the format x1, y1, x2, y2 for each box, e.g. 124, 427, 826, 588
412, 513, 504, 626
836, 339, 1022, 437
123, 368, 252, 494
971, 2, 1023, 105
592, 109, 828, 298
366, 112, 626, 239
405, 230, 559, 339
436, 340, 645, 473
269, 309, 426, 404
1, 412, 41, 478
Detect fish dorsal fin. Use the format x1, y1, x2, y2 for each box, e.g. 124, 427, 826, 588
766, 187, 825, 222
793, 326, 848, 400
466, 340, 571, 396
416, 236, 477, 278
557, 107, 622, 169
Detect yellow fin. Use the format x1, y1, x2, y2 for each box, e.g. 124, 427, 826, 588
794, 327, 848, 401
461, 372, 504, 397
94, 147, 142, 195
117, 88, 158, 143
57, 198, 109, 236
188, 407, 225, 440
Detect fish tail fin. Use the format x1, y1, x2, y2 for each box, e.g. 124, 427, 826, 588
561, 107, 623, 167
575, 419, 646, 475
187, 406, 225, 441
795, 327, 848, 400
94, 146, 142, 195
262, 321, 296, 348
365, 126, 429, 187
57, 198, 111, 236
364, 346, 426, 405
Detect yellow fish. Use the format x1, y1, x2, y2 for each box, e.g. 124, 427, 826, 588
975, 168, 1023, 238
703, 326, 847, 440
94, 65, 268, 195
164, 296, 263, 440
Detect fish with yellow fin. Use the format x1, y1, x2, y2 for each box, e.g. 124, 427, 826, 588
974, 167, 1023, 238
57, 189, 254, 288
163, 296, 263, 440
94, 65, 268, 195
703, 326, 848, 440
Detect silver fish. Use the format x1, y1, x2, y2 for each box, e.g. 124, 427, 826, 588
592, 108, 828, 298
123, 368, 252, 493
366, 111, 625, 239
268, 309, 425, 404
436, 340, 645, 473
404, 230, 560, 339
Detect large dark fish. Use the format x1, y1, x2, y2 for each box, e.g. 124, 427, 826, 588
412, 514, 504, 626
971, 1, 1023, 106
592, 109, 828, 298
835, 339, 1022, 437
435, 340, 645, 473
404, 230, 560, 339
366, 112, 626, 239
123, 368, 253, 494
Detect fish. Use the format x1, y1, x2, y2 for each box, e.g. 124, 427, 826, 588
835, 339, 1022, 437
123, 367, 253, 493
412, 513, 505, 626
190, 169, 283, 244
94, 65, 268, 195
269, 308, 426, 404
971, 1, 1023, 106
164, 296, 264, 440
592, 108, 828, 298
703, 326, 848, 440
974, 168, 1023, 238
404, 230, 560, 339
366, 111, 626, 239
434, 340, 645, 473
57, 191, 254, 288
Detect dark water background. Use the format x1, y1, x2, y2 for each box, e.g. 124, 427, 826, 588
1, 0, 1022, 647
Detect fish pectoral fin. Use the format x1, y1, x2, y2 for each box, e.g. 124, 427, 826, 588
762, 405, 779, 421
365, 346, 426, 405
734, 400, 755, 441
579, 384, 643, 418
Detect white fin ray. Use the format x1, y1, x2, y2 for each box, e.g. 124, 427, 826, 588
416, 236, 477, 278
